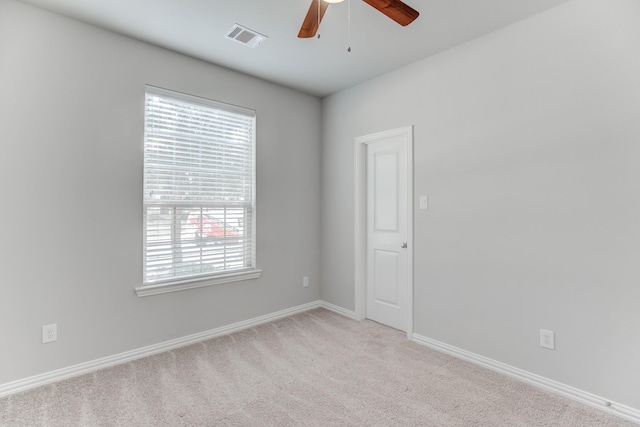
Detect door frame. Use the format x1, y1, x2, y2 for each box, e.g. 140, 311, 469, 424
354, 126, 414, 339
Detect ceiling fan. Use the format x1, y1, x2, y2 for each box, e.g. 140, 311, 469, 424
298, 0, 419, 38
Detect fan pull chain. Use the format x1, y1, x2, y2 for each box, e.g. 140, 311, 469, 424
347, 0, 351, 52
317, 0, 321, 39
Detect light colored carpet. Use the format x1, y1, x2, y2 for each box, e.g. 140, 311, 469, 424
0, 308, 634, 426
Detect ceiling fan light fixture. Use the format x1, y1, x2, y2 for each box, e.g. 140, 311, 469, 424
299, 0, 418, 38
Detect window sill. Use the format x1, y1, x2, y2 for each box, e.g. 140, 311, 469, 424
135, 269, 262, 297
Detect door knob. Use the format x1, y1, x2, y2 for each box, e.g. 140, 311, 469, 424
401, 242, 407, 248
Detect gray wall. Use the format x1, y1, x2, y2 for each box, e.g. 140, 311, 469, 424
321, 0, 640, 409
0, 0, 321, 384
3, 0, 640, 413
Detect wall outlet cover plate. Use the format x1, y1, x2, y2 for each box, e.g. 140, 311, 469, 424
540, 329, 555, 350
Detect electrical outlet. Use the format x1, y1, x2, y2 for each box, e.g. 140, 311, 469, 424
42, 324, 57, 344
303, 276, 309, 287
540, 329, 555, 350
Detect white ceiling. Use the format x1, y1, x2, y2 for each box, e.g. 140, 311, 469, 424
19, 0, 571, 97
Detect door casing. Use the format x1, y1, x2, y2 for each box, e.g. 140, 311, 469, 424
354, 126, 414, 339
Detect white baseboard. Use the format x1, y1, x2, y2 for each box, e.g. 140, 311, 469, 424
411, 333, 640, 425
0, 300, 324, 398
14, 301, 632, 424
319, 300, 358, 319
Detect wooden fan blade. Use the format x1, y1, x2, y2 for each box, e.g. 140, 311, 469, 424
298, 0, 330, 38
362, 0, 419, 26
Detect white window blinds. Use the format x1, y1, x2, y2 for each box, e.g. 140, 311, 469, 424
143, 86, 256, 285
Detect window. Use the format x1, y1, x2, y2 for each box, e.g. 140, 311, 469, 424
137, 86, 259, 296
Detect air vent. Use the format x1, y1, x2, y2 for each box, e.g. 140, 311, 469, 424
225, 24, 268, 49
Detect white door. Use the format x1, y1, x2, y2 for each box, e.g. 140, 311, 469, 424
365, 134, 409, 331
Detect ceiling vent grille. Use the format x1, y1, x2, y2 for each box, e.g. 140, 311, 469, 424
225, 24, 268, 48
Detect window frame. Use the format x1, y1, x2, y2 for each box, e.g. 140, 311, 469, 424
136, 86, 261, 297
